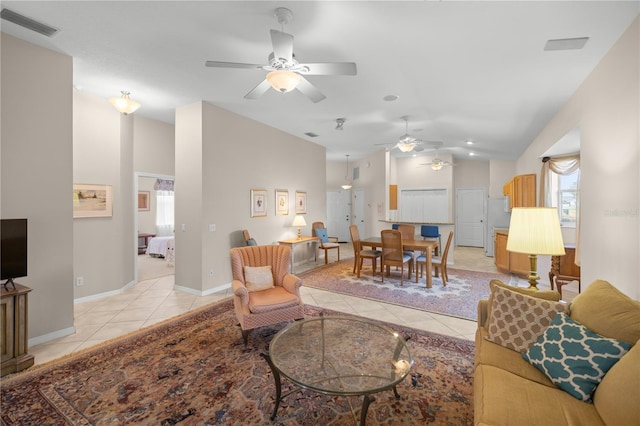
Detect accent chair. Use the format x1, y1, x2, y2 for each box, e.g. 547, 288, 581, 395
229, 245, 304, 346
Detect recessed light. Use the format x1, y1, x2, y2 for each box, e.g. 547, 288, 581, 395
466, 140, 474, 145
469, 152, 475, 156
383, 95, 399, 102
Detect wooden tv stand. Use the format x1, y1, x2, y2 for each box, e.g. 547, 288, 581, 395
1, 283, 34, 376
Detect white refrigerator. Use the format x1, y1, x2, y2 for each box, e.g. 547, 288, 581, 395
485, 197, 511, 257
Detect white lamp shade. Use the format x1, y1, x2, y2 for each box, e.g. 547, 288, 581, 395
506, 208, 565, 255
108, 91, 141, 114
267, 70, 301, 93
291, 215, 307, 227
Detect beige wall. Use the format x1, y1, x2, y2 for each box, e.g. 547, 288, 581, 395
175, 101, 327, 294
134, 115, 175, 176
137, 177, 157, 235
1, 34, 75, 340
517, 18, 639, 299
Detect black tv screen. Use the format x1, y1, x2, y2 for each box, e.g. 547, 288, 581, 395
1, 218, 28, 285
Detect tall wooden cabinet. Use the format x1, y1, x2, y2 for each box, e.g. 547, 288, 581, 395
504, 173, 536, 209
1, 283, 34, 376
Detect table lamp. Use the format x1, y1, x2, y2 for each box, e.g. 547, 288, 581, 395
291, 215, 307, 240
506, 207, 565, 290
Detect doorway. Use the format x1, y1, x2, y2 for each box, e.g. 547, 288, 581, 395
326, 189, 351, 242
456, 188, 485, 247
135, 172, 175, 282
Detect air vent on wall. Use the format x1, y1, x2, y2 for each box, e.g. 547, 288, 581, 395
1, 8, 59, 37
304, 132, 319, 138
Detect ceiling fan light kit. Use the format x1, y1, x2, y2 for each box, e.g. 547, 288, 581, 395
108, 91, 141, 115
266, 70, 301, 93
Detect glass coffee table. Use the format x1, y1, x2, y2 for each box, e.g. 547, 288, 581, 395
261, 316, 413, 425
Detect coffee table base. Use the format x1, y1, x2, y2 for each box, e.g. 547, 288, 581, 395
260, 353, 401, 425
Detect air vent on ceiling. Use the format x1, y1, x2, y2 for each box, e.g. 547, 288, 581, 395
304, 132, 319, 138
544, 37, 589, 51
1, 8, 59, 37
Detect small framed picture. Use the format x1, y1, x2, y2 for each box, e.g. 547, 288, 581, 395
138, 191, 150, 211
73, 183, 113, 218
275, 189, 289, 216
251, 189, 267, 218
295, 191, 307, 214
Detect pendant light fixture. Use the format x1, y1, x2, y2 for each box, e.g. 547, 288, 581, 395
108, 91, 141, 115
341, 154, 353, 190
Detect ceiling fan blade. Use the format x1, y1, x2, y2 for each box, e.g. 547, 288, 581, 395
244, 79, 272, 100
270, 29, 293, 62
205, 61, 264, 69
295, 76, 326, 103
297, 62, 357, 76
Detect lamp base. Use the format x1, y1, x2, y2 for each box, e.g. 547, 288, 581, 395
297, 228, 302, 240
527, 254, 540, 290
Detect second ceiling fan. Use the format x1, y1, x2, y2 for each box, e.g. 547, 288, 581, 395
205, 7, 357, 103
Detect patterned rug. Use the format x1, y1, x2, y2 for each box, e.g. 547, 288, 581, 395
1, 299, 475, 425
299, 259, 512, 321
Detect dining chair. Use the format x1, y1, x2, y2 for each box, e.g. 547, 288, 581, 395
349, 225, 381, 277
420, 225, 441, 252
311, 221, 340, 264
397, 224, 418, 261
381, 229, 413, 285
416, 230, 454, 286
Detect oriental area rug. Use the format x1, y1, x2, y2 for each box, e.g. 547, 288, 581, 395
299, 259, 513, 321
0, 299, 475, 426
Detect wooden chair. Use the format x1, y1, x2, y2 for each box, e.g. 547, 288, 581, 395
416, 230, 453, 286
230, 245, 304, 346
243, 229, 257, 246
312, 221, 340, 264
381, 229, 413, 285
349, 225, 381, 277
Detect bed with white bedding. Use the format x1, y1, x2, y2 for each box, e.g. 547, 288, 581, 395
146, 236, 174, 260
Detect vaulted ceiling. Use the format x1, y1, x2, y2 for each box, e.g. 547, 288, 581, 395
1, 1, 637, 162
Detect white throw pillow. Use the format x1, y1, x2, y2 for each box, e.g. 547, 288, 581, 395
243, 265, 274, 292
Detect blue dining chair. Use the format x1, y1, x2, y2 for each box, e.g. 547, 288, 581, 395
420, 225, 441, 251
391, 224, 400, 230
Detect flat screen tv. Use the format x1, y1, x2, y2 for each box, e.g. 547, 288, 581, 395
1, 218, 27, 288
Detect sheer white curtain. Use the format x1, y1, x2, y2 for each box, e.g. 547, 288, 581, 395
154, 179, 174, 236
156, 190, 174, 236
540, 155, 581, 265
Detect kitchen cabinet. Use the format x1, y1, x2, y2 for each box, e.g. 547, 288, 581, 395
503, 173, 536, 209
494, 230, 530, 276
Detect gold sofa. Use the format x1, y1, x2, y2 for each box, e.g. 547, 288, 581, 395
474, 280, 640, 426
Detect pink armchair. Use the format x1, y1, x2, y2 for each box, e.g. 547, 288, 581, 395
230, 245, 304, 346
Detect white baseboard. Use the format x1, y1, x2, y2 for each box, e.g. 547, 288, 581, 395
174, 282, 231, 296
30, 326, 76, 346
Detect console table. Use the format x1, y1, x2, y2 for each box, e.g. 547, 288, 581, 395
549, 244, 580, 299
278, 236, 318, 273
1, 283, 34, 376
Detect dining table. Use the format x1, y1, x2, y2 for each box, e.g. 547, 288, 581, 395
360, 237, 439, 288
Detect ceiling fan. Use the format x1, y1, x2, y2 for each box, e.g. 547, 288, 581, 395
420, 146, 455, 171
376, 116, 429, 153
205, 7, 357, 103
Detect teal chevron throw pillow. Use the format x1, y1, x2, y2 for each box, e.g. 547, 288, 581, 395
522, 312, 631, 402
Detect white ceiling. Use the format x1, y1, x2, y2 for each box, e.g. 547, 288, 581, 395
1, 1, 637, 162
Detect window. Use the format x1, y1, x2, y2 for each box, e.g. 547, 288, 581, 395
550, 169, 579, 227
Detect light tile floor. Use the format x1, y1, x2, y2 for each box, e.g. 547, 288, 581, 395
30, 245, 574, 366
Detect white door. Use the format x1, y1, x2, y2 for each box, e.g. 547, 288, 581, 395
456, 188, 485, 247
353, 189, 366, 239
327, 189, 351, 242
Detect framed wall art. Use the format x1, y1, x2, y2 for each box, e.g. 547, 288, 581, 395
250, 189, 267, 218
295, 191, 307, 214
275, 189, 289, 216
73, 183, 113, 218
138, 191, 150, 211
